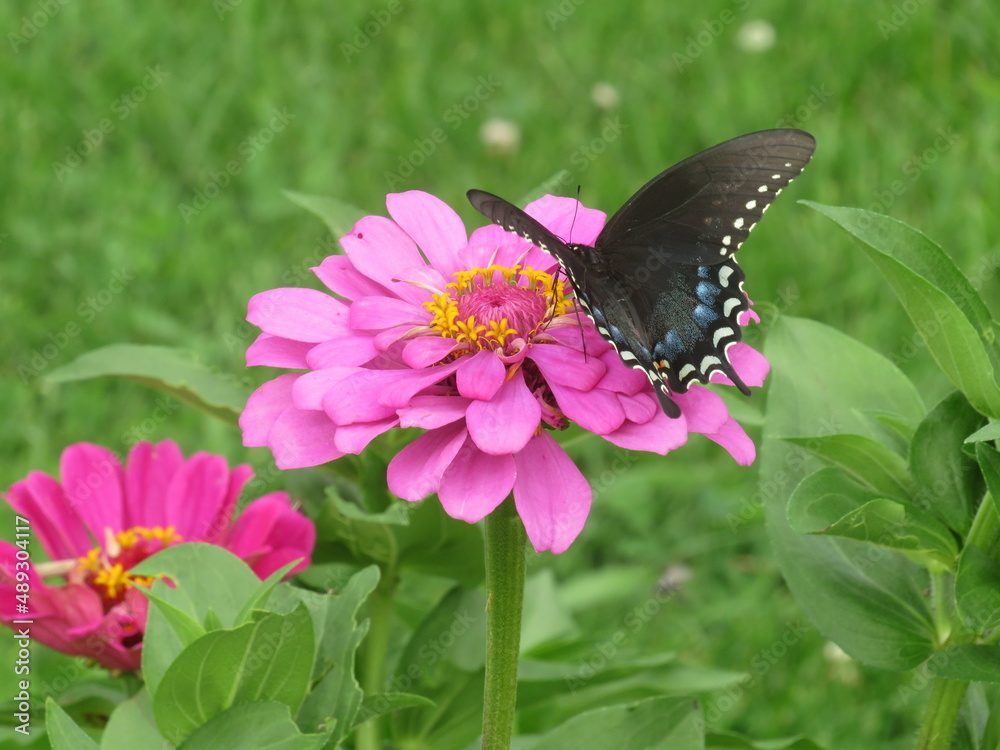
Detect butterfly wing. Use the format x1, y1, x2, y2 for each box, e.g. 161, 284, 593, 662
466, 190, 578, 269
597, 129, 816, 265
467, 129, 815, 418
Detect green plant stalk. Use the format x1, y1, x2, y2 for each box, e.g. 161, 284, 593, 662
356, 565, 397, 750
915, 494, 1000, 749
915, 678, 969, 750
482, 497, 527, 750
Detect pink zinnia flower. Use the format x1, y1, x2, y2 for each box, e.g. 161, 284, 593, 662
241, 191, 767, 554
0, 440, 315, 672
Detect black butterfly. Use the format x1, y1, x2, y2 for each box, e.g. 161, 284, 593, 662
467, 128, 816, 418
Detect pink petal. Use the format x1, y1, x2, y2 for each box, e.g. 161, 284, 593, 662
438, 445, 515, 523
512, 432, 592, 554
547, 382, 625, 435
525, 195, 606, 246
246, 334, 313, 368
705, 418, 757, 465
456, 349, 506, 400
268, 407, 343, 469
313, 255, 389, 301
163, 452, 230, 540
673, 385, 729, 435
293, 368, 360, 410
378, 359, 465, 408
248, 288, 349, 342
617, 391, 659, 425
466, 369, 541, 455
375, 323, 423, 351
403, 337, 461, 369
601, 411, 688, 454
204, 462, 253, 544
387, 422, 468, 501
225, 492, 315, 578
306, 337, 379, 368
4, 473, 92, 559
398, 395, 472, 429
334, 418, 400, 453
350, 296, 425, 330
241, 374, 299, 447
339, 215, 427, 304
123, 440, 184, 530
595, 350, 650, 395
528, 342, 606, 390
729, 343, 769, 387
386, 191, 468, 275
544, 325, 611, 356
467, 224, 527, 249
61, 443, 125, 539
321, 370, 401, 424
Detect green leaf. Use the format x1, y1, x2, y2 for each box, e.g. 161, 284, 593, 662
802, 203, 995, 335
763, 316, 934, 670
283, 189, 367, 241
295, 565, 379, 746
927, 645, 1000, 684
978, 442, 1000, 518
177, 701, 334, 750
134, 544, 272, 695
784, 434, 912, 500
44, 698, 101, 750
805, 202, 1000, 418
909, 391, 986, 534
524, 696, 703, 750
965, 422, 1000, 444
101, 690, 162, 750
153, 606, 315, 745
316, 489, 485, 587
45, 344, 247, 424
706, 731, 827, 749
954, 448, 1000, 633
358, 692, 435, 723
788, 469, 959, 569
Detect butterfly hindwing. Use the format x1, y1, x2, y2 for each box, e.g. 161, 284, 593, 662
467, 128, 815, 418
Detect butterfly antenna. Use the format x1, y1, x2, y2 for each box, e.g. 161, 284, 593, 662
566, 185, 590, 360
568, 185, 582, 243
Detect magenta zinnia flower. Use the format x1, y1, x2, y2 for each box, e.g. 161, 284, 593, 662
241, 191, 768, 553
0, 440, 315, 671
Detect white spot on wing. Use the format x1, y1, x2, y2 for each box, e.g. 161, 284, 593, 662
757, 184, 768, 193
713, 326, 734, 347
700, 355, 722, 373
745, 200, 756, 210
718, 265, 734, 287
723, 297, 742, 317
678, 364, 696, 380
722, 235, 732, 246
733, 217, 744, 229
771, 173, 781, 180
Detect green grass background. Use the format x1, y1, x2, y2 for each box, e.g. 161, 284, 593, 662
2, 0, 998, 747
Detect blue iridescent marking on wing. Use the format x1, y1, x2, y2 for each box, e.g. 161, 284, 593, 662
696, 280, 720, 305
658, 331, 685, 361
693, 303, 719, 327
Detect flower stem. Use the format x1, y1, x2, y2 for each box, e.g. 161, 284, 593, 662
915, 678, 969, 750
915, 495, 1000, 749
482, 497, 527, 750
356, 565, 397, 750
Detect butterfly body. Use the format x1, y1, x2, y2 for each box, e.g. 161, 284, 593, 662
468, 129, 815, 418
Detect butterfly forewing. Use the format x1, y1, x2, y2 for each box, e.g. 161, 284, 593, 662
467, 128, 815, 418
598, 129, 816, 265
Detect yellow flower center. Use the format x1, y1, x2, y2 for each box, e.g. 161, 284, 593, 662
74, 526, 182, 605
424, 265, 570, 351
